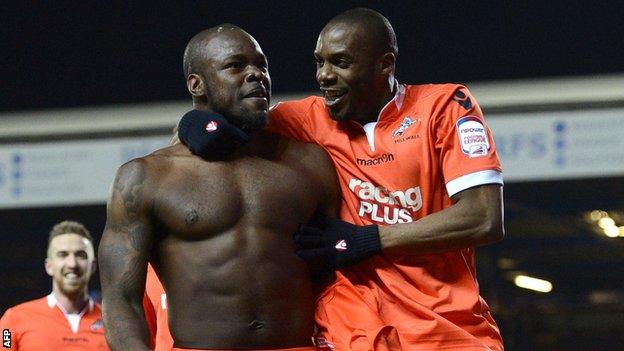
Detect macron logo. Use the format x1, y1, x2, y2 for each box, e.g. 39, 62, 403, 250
205, 121, 219, 132
335, 239, 347, 251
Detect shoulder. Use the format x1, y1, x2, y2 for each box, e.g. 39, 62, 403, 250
2, 297, 48, 318
404, 83, 468, 103
259, 130, 329, 164
271, 96, 325, 115
287, 141, 334, 178
291, 140, 329, 160
114, 145, 187, 186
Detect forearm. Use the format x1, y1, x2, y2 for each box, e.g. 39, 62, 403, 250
99, 159, 155, 350
103, 294, 151, 351
379, 185, 504, 256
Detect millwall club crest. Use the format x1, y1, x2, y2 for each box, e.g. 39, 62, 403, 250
392, 117, 415, 137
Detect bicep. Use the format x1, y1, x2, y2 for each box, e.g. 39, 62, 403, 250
452, 184, 504, 238
451, 183, 502, 207
98, 160, 154, 299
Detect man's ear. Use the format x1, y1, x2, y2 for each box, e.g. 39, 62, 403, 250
44, 258, 53, 277
187, 73, 206, 97
379, 52, 396, 76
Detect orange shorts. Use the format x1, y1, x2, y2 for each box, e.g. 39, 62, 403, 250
171, 348, 316, 351
314, 273, 402, 351
314, 270, 501, 351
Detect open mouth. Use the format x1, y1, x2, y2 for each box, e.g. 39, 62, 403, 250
321, 89, 346, 107
64, 272, 81, 280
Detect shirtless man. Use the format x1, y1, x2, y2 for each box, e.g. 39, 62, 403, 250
98, 25, 339, 351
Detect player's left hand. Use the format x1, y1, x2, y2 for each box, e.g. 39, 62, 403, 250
295, 215, 381, 270
178, 109, 249, 160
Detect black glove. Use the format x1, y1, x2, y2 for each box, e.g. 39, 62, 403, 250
178, 110, 249, 159
295, 215, 381, 270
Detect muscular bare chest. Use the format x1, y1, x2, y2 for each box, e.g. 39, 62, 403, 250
152, 157, 321, 241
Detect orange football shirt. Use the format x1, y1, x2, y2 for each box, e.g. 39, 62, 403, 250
0, 295, 109, 351
268, 83, 504, 350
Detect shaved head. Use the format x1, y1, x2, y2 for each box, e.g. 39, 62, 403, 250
183, 24, 244, 78
324, 8, 398, 57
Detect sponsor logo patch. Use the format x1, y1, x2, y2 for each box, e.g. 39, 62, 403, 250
349, 178, 422, 224
456, 115, 489, 158
356, 153, 395, 166
205, 121, 218, 132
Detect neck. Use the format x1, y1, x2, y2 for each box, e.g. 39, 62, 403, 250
52, 288, 89, 314
355, 77, 396, 125
193, 101, 209, 111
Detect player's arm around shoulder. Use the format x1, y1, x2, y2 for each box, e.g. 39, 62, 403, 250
98, 157, 158, 351
300, 143, 341, 217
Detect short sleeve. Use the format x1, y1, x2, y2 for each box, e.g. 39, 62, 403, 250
433, 86, 503, 197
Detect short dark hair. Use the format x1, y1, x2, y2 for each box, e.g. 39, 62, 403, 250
326, 8, 398, 57
48, 220, 93, 245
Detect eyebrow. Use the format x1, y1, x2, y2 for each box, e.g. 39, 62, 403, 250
55, 249, 88, 254
316, 49, 352, 58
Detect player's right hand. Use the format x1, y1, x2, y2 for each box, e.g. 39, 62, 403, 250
295, 214, 381, 271
178, 110, 249, 159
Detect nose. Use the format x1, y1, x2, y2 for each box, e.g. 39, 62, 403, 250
245, 65, 266, 83
316, 63, 336, 87
66, 254, 78, 268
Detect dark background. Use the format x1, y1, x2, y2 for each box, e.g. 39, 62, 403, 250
2, 1, 624, 112
2, 1, 624, 350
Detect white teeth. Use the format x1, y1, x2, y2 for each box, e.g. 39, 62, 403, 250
65, 273, 78, 278
324, 91, 344, 101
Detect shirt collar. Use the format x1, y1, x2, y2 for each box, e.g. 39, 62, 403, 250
376, 79, 406, 122
47, 292, 94, 313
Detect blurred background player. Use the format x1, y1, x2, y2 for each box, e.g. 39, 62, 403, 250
0, 221, 109, 351
98, 25, 339, 351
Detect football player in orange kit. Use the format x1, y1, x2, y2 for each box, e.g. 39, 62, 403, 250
178, 8, 505, 351
0, 221, 109, 351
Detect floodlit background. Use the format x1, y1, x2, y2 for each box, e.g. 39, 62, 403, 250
2, 2, 624, 350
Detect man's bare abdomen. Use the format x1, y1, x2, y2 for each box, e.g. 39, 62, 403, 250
150, 157, 320, 348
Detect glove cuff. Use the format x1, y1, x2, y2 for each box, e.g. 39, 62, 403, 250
353, 225, 382, 256
177, 112, 194, 147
